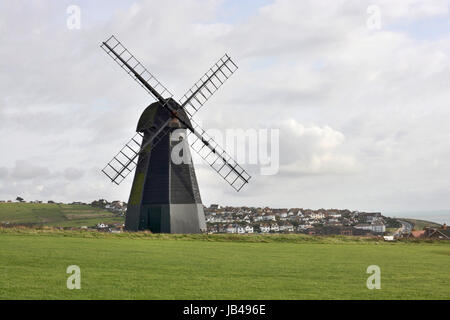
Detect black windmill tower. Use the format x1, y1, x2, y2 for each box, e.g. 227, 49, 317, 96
100, 35, 251, 233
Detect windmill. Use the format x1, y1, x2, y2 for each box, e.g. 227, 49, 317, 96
100, 35, 251, 233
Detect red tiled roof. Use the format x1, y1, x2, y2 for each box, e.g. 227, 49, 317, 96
411, 230, 426, 238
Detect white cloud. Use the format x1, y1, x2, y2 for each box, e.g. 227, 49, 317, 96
64, 167, 85, 181
279, 119, 361, 175
0, 167, 8, 178
10, 161, 51, 180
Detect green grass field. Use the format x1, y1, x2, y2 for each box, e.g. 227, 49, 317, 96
0, 229, 448, 300
0, 203, 123, 227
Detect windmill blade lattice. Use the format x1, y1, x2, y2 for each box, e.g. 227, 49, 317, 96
187, 119, 251, 191
101, 35, 173, 102
102, 132, 143, 185
100, 35, 177, 185
179, 54, 238, 118
102, 118, 172, 185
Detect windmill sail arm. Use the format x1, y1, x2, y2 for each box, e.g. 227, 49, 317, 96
178, 54, 238, 118
102, 118, 172, 185
101, 35, 173, 104
187, 119, 251, 192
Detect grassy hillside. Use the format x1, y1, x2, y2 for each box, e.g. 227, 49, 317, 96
0, 229, 448, 299
0, 203, 123, 227
403, 218, 442, 230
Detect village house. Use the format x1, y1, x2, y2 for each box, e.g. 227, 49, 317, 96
371, 220, 386, 233
359, 212, 382, 223
260, 224, 270, 233
279, 223, 294, 232
404, 225, 450, 240
270, 223, 279, 232
207, 225, 218, 233
309, 212, 325, 220
264, 215, 276, 222
354, 220, 386, 233
237, 226, 246, 234
226, 224, 237, 234
297, 224, 313, 232
244, 225, 254, 233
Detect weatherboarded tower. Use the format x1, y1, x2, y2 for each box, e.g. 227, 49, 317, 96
125, 101, 206, 233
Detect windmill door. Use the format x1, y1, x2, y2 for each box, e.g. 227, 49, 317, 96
148, 207, 162, 233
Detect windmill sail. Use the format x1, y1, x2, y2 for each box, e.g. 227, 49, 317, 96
100, 35, 178, 185
187, 119, 251, 191
100, 35, 250, 192
179, 54, 238, 118
102, 132, 143, 185
101, 35, 173, 103
102, 118, 172, 185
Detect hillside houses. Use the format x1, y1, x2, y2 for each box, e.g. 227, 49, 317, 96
221, 224, 254, 234
279, 223, 294, 232
402, 225, 450, 240
204, 204, 389, 236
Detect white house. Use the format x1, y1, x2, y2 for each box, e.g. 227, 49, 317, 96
297, 224, 312, 231
354, 221, 385, 233
284, 224, 294, 232
270, 223, 279, 232
237, 226, 246, 234
260, 224, 271, 233
371, 221, 386, 233
245, 225, 254, 233
354, 224, 372, 231
226, 225, 237, 233
310, 212, 325, 219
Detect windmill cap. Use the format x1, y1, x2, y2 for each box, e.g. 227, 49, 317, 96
136, 98, 191, 132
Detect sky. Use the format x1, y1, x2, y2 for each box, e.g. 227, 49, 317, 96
0, 0, 450, 219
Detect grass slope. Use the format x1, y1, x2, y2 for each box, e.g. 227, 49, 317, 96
0, 203, 123, 227
402, 218, 442, 230
0, 229, 448, 299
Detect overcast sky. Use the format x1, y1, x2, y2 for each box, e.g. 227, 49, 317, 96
1, 0, 450, 217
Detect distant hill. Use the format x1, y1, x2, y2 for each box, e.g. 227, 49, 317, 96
402, 218, 442, 230
0, 203, 124, 227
